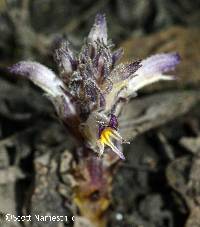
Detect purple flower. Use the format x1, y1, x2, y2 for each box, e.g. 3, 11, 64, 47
8, 14, 180, 159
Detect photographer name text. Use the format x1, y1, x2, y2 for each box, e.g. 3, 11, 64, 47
5, 214, 75, 222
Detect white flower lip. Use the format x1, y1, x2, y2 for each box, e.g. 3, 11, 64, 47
8, 61, 64, 97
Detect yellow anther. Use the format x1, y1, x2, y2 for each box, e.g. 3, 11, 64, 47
98, 127, 125, 159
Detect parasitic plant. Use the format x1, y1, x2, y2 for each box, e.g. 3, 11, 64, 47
9, 14, 180, 227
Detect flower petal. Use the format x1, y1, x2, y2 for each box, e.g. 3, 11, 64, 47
8, 61, 64, 97
138, 52, 180, 75
88, 13, 107, 44
126, 52, 180, 94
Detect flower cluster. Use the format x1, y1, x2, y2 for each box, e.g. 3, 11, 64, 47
9, 14, 180, 159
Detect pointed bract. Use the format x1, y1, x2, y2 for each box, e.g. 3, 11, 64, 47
112, 48, 124, 66
54, 41, 76, 76
88, 13, 107, 44
110, 60, 142, 83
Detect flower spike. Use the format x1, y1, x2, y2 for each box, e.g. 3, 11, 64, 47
8, 14, 180, 160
